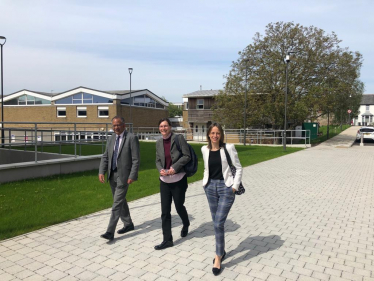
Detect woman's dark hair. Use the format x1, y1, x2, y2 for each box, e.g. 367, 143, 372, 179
207, 122, 225, 150
158, 118, 172, 126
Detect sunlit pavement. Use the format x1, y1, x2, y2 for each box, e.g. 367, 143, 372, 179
1, 127, 373, 280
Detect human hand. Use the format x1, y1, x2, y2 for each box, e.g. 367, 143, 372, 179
99, 174, 105, 183
160, 169, 168, 176
168, 167, 176, 175
127, 179, 134, 184
232, 188, 236, 194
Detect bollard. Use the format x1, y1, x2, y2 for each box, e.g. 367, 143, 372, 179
360, 133, 364, 146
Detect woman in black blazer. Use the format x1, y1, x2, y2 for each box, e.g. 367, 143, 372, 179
154, 118, 191, 250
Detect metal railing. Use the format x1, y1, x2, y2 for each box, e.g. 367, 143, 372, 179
0, 122, 310, 164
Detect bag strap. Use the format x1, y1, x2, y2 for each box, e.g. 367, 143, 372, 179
223, 143, 233, 167
174, 134, 182, 155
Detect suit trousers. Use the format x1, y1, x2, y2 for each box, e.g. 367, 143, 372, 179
205, 179, 235, 256
160, 176, 190, 242
107, 170, 133, 234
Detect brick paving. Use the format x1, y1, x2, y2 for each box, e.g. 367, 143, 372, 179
1, 126, 373, 280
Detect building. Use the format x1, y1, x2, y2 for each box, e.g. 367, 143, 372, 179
0, 86, 169, 129
353, 94, 374, 126
182, 90, 220, 140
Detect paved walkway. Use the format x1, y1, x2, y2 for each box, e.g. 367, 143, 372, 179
1, 127, 373, 281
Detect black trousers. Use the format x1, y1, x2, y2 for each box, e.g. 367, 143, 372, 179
160, 176, 190, 242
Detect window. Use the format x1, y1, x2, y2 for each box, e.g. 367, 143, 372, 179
77, 107, 87, 117
57, 107, 66, 117
195, 125, 198, 132
366, 105, 370, 111
202, 125, 205, 133
98, 106, 109, 118
55, 92, 113, 104
184, 102, 188, 110
197, 99, 204, 109
4, 95, 50, 105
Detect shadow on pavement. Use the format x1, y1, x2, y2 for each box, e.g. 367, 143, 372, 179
224, 235, 284, 268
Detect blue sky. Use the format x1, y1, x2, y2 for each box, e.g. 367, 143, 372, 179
0, 0, 372, 102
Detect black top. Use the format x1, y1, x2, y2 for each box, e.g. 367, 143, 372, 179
209, 150, 224, 180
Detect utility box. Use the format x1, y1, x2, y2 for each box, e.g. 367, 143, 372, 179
302, 122, 319, 140
295, 125, 302, 138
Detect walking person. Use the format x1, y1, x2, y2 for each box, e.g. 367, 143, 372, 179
155, 118, 191, 250
201, 122, 243, 276
98, 116, 140, 241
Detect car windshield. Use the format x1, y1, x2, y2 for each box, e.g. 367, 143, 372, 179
360, 128, 374, 132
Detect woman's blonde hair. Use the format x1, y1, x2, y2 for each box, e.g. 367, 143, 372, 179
206, 122, 225, 150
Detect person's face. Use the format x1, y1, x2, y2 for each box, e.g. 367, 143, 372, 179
112, 118, 126, 135
209, 126, 221, 144
159, 121, 171, 136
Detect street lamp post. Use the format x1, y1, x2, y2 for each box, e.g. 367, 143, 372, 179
128, 68, 133, 125
0, 36, 6, 147
244, 59, 249, 146
284, 51, 296, 151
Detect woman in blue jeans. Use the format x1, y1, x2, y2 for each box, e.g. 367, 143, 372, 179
201, 123, 243, 276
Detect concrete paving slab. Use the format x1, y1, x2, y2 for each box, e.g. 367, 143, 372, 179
1, 130, 373, 280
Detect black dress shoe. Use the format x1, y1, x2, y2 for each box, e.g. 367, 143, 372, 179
212, 251, 225, 276
117, 223, 135, 234
212, 267, 222, 276
100, 232, 114, 241
154, 241, 173, 250
181, 226, 189, 237
213, 251, 226, 264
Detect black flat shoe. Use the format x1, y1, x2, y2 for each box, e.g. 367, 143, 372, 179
100, 232, 114, 241
117, 223, 135, 234
154, 240, 173, 250
181, 226, 189, 237
212, 267, 222, 276
213, 250, 226, 264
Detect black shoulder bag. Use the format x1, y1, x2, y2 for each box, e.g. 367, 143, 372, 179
223, 144, 245, 195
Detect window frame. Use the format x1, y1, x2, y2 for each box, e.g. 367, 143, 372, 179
98, 106, 109, 118
57, 107, 67, 118
77, 106, 87, 118
196, 99, 204, 109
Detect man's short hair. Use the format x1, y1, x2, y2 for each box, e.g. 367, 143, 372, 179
112, 116, 125, 124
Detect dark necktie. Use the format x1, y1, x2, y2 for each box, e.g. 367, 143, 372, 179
112, 135, 120, 170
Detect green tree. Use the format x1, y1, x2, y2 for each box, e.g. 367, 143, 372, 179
213, 22, 364, 129
168, 102, 182, 117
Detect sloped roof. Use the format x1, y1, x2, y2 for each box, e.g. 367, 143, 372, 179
2, 86, 168, 106
361, 94, 374, 105
182, 90, 221, 98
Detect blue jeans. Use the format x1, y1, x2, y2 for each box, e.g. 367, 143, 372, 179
204, 179, 235, 256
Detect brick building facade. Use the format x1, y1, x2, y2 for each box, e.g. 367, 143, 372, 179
0, 86, 168, 129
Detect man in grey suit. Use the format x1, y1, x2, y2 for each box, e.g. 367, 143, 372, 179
99, 116, 140, 241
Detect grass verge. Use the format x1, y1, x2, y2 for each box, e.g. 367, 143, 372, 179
311, 124, 351, 144
0, 142, 303, 240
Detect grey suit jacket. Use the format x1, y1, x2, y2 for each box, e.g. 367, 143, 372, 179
155, 133, 191, 173
99, 131, 140, 184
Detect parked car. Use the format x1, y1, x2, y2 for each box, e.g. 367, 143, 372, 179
356, 127, 374, 141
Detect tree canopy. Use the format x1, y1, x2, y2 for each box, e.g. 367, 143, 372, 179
213, 22, 364, 129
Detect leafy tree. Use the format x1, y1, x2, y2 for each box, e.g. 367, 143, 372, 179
168, 102, 182, 117
213, 22, 364, 130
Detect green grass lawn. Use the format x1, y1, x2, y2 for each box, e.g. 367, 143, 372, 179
0, 142, 303, 240
311, 124, 351, 144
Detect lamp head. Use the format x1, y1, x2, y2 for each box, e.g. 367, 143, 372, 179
0, 36, 6, 46
128, 68, 133, 74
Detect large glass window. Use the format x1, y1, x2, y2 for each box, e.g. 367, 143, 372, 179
120, 95, 164, 109
55, 92, 112, 104
4, 95, 50, 105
